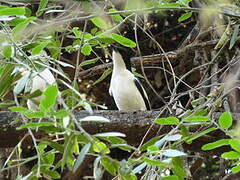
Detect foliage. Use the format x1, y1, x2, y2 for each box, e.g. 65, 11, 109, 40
0, 0, 240, 179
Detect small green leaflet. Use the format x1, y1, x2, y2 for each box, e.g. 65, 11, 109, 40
141, 157, 169, 168
155, 116, 179, 125
183, 116, 210, 122
81, 43, 92, 56
232, 165, 240, 173
178, 12, 192, 22
221, 151, 240, 159
93, 68, 112, 85
100, 157, 118, 176
80, 58, 100, 67
229, 24, 239, 50
36, 0, 49, 17
108, 8, 123, 22
17, 122, 54, 130
40, 85, 58, 111
229, 139, 240, 153
12, 17, 36, 41
201, 139, 230, 150
32, 40, 51, 55
218, 112, 233, 129
90, 17, 109, 30
72, 27, 81, 38
2, 45, 13, 59
111, 33, 136, 47
186, 127, 216, 144
161, 175, 178, 180
0, 7, 26, 16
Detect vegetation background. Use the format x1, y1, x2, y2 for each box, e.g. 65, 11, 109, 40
0, 0, 240, 179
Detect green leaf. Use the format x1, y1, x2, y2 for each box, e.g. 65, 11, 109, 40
121, 173, 137, 180
218, 112, 233, 129
41, 168, 60, 179
147, 145, 159, 152
111, 144, 136, 152
109, 8, 123, 22
178, 12, 192, 22
80, 58, 100, 67
0, 64, 15, 99
41, 139, 64, 153
90, 17, 109, 30
12, 18, 35, 40
141, 157, 169, 168
186, 128, 216, 144
32, 40, 51, 55
111, 33, 136, 47
140, 136, 161, 152
22, 110, 45, 119
229, 139, 240, 153
36, 0, 48, 16
183, 116, 210, 122
14, 72, 30, 94
202, 139, 230, 150
17, 122, 54, 130
93, 142, 110, 154
61, 134, 75, 170
81, 43, 92, 56
172, 157, 187, 179
52, 109, 70, 118
229, 24, 239, 49
215, 24, 230, 49
161, 175, 179, 180
9, 106, 28, 112
2, 45, 13, 59
73, 143, 91, 172
100, 157, 118, 176
0, 101, 15, 109
232, 165, 240, 173
40, 85, 58, 111
162, 149, 186, 157
221, 151, 240, 159
93, 68, 112, 85
0, 7, 26, 16
155, 117, 179, 125
99, 136, 126, 145
180, 125, 189, 138
42, 153, 55, 165
72, 27, 81, 38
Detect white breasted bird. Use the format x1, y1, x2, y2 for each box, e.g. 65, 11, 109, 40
27, 68, 56, 110
109, 45, 150, 110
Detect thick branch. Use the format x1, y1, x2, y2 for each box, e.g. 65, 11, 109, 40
0, 111, 235, 156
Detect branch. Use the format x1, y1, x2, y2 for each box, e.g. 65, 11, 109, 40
0, 111, 235, 156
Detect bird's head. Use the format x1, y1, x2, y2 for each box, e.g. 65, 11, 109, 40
109, 44, 132, 72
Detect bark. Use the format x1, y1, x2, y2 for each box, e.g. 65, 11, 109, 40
0, 111, 236, 156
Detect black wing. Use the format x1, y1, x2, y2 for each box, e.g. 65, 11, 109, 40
134, 77, 151, 110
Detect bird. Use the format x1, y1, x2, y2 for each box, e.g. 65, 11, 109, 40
27, 68, 56, 110
109, 44, 150, 110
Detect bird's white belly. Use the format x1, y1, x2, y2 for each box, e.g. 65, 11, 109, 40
111, 74, 146, 110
